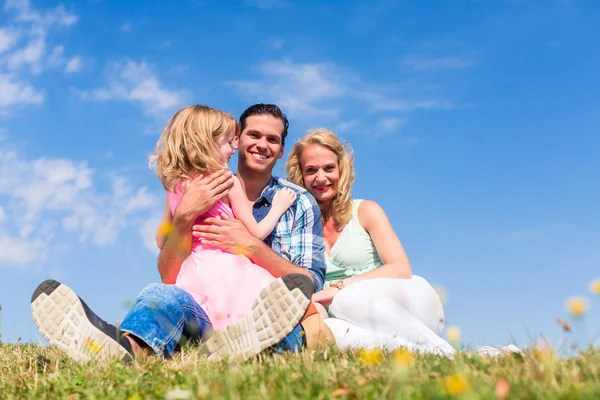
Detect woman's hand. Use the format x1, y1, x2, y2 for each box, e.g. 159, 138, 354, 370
311, 287, 340, 308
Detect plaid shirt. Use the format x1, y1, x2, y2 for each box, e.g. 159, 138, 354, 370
251, 176, 326, 292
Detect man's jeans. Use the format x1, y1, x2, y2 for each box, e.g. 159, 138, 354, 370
119, 283, 305, 358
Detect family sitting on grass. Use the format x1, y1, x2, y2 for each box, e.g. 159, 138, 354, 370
30, 103, 456, 364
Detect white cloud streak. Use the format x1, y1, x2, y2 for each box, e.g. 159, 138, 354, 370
0, 139, 161, 267
78, 59, 188, 117
0, 0, 79, 113
233, 59, 455, 125
402, 55, 473, 71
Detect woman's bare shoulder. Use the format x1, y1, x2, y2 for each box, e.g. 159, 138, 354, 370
356, 199, 388, 229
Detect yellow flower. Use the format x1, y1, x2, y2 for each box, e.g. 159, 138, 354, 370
392, 348, 412, 367
446, 326, 461, 343
157, 220, 174, 237
565, 296, 589, 317
443, 374, 470, 395
589, 280, 600, 295
232, 244, 249, 256
84, 337, 101, 354
358, 348, 382, 365
532, 339, 555, 359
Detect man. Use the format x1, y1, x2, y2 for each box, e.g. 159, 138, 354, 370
30, 104, 332, 363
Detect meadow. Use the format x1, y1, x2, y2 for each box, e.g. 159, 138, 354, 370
1, 342, 599, 399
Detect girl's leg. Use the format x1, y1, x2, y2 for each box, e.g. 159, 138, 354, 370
324, 318, 454, 356
329, 278, 454, 354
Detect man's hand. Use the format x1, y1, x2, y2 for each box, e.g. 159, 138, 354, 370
311, 287, 340, 308
192, 213, 258, 256
173, 170, 234, 231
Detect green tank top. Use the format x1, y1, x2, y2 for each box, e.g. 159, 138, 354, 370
324, 199, 383, 285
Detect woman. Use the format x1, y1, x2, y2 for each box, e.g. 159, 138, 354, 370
286, 128, 455, 355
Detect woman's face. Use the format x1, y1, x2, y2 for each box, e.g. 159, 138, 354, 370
300, 144, 340, 204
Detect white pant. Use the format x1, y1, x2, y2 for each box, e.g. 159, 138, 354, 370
324, 276, 455, 356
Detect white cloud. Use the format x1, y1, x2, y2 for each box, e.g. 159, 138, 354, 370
377, 117, 405, 135
335, 120, 360, 133
121, 21, 131, 32
267, 37, 284, 50
80, 60, 188, 117
139, 213, 162, 255
7, 32, 45, 73
0, 138, 162, 267
0, 73, 43, 108
5, 1, 78, 28
233, 59, 455, 124
64, 55, 82, 73
0, 1, 79, 113
78, 59, 188, 117
47, 45, 64, 67
234, 59, 345, 120
0, 28, 18, 54
402, 55, 473, 71
0, 230, 46, 266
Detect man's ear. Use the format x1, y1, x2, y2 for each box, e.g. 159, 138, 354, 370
277, 144, 285, 160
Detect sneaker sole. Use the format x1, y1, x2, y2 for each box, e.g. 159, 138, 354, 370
200, 274, 312, 361
31, 279, 132, 364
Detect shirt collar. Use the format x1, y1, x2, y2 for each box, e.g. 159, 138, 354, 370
258, 176, 280, 205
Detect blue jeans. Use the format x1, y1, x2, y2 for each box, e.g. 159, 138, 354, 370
119, 283, 305, 358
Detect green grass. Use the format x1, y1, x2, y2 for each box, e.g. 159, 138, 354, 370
1, 344, 599, 399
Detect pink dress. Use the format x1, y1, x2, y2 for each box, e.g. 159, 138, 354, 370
168, 190, 275, 330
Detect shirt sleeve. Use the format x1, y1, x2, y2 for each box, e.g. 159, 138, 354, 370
290, 193, 326, 292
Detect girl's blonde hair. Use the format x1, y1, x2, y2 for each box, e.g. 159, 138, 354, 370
150, 105, 240, 191
286, 128, 355, 227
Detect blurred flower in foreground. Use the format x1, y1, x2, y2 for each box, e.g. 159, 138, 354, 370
495, 379, 510, 399
358, 348, 382, 365
158, 221, 174, 237
165, 389, 193, 400
443, 374, 470, 395
589, 279, 600, 295
565, 296, 589, 317
392, 348, 412, 368
433, 285, 447, 305
446, 326, 461, 344
84, 338, 101, 355
532, 339, 555, 359
556, 317, 571, 332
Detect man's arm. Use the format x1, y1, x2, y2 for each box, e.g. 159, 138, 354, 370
193, 215, 313, 282
157, 170, 234, 283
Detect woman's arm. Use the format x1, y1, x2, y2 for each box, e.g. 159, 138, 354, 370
228, 176, 296, 240
312, 200, 412, 307
155, 194, 173, 249
339, 200, 412, 286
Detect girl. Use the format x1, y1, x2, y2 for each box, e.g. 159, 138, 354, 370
150, 105, 297, 330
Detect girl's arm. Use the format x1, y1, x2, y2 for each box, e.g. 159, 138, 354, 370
155, 194, 173, 249
228, 176, 296, 240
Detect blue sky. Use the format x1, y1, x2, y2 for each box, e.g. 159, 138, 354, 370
1, 0, 599, 350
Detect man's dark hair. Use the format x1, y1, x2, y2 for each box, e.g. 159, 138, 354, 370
239, 104, 289, 146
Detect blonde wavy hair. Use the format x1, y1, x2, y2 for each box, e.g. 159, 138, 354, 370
149, 105, 239, 191
286, 128, 355, 227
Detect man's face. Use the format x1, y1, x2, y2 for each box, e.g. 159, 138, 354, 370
235, 114, 285, 175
